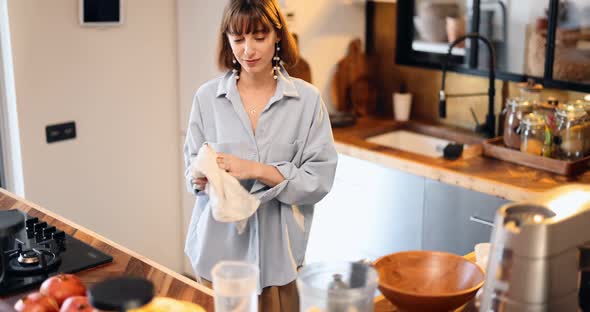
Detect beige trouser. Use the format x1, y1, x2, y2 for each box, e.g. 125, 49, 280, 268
199, 278, 300, 312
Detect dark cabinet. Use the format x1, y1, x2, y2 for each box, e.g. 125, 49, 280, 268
422, 179, 509, 255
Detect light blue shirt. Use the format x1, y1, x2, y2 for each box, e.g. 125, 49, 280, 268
183, 67, 338, 291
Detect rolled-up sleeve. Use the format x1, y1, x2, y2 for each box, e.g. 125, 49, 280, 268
183, 94, 206, 195
254, 95, 338, 205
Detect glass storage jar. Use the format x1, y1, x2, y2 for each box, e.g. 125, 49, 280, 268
581, 100, 590, 152
576, 99, 590, 121
554, 103, 590, 160
535, 97, 558, 121
502, 98, 533, 149
520, 112, 548, 156
517, 79, 543, 104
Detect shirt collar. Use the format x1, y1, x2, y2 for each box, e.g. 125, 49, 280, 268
215, 65, 300, 99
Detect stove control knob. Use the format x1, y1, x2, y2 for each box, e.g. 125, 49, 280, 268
34, 221, 48, 232
27, 229, 35, 239
52, 231, 66, 240
43, 227, 56, 240
26, 217, 39, 229
43, 226, 56, 236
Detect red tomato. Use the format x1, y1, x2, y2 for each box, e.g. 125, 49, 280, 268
40, 274, 87, 307
59, 296, 94, 312
14, 292, 59, 312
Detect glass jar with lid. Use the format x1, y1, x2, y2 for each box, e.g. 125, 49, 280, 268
554, 103, 590, 160
520, 112, 548, 156
502, 97, 533, 149
574, 99, 590, 121
516, 79, 543, 104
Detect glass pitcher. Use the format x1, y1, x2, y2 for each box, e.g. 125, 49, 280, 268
296, 261, 378, 312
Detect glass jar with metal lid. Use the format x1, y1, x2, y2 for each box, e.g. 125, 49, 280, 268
554, 103, 590, 160
502, 98, 533, 149
516, 79, 543, 104
520, 112, 548, 156
574, 99, 590, 121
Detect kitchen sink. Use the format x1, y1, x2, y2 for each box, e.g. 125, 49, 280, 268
367, 130, 459, 158
364, 121, 485, 159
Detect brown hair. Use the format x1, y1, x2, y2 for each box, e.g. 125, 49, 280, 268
217, 0, 298, 71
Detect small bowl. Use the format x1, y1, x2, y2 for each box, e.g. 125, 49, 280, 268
374, 250, 485, 312
413, 16, 448, 42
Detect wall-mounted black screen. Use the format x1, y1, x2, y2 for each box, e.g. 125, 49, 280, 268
83, 0, 120, 23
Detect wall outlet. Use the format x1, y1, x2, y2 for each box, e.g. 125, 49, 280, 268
45, 121, 76, 143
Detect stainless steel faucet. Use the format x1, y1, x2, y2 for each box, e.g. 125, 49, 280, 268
439, 33, 497, 138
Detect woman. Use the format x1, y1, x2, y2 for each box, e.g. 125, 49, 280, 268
183, 0, 338, 310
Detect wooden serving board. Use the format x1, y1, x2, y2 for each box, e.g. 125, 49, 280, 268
482, 137, 590, 177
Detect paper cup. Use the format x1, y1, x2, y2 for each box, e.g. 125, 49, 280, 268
475, 242, 491, 272
393, 93, 412, 121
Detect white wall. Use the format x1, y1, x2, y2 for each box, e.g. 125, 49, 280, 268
176, 0, 226, 277
282, 0, 366, 112
0, 0, 24, 196
177, 0, 365, 275
8, 0, 183, 272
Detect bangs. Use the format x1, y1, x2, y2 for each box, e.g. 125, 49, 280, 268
218, 0, 298, 70
225, 8, 273, 35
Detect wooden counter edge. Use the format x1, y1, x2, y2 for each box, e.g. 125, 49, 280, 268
0, 188, 214, 297
334, 141, 540, 202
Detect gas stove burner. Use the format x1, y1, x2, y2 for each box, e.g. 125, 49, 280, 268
17, 249, 43, 265
0, 211, 113, 296
7, 248, 61, 275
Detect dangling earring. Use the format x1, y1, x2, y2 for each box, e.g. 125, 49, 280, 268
232, 58, 240, 80
273, 42, 281, 80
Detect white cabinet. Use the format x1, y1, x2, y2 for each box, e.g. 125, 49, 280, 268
306, 154, 425, 263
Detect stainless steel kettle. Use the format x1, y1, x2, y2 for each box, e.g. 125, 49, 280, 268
480, 184, 590, 311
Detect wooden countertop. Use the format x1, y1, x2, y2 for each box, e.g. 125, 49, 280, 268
333, 117, 590, 202
0, 188, 214, 311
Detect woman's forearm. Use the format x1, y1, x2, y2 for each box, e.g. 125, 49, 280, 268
253, 162, 285, 187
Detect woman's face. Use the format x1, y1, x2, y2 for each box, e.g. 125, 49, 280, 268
227, 29, 278, 77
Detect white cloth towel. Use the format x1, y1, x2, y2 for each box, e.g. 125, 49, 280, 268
190, 144, 260, 234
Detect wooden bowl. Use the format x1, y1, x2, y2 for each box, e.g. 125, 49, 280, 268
373, 251, 485, 312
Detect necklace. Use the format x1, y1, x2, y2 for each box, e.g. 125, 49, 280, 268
245, 102, 266, 115
238, 79, 276, 116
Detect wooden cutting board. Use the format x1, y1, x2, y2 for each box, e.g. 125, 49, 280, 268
286, 33, 312, 84
331, 38, 376, 116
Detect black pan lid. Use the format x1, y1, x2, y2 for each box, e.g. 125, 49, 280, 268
88, 276, 154, 311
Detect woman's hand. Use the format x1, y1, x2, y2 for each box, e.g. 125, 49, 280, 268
216, 153, 259, 180
216, 153, 285, 186
192, 177, 208, 190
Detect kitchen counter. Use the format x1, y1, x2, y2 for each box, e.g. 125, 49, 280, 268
333, 117, 590, 202
0, 188, 214, 311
